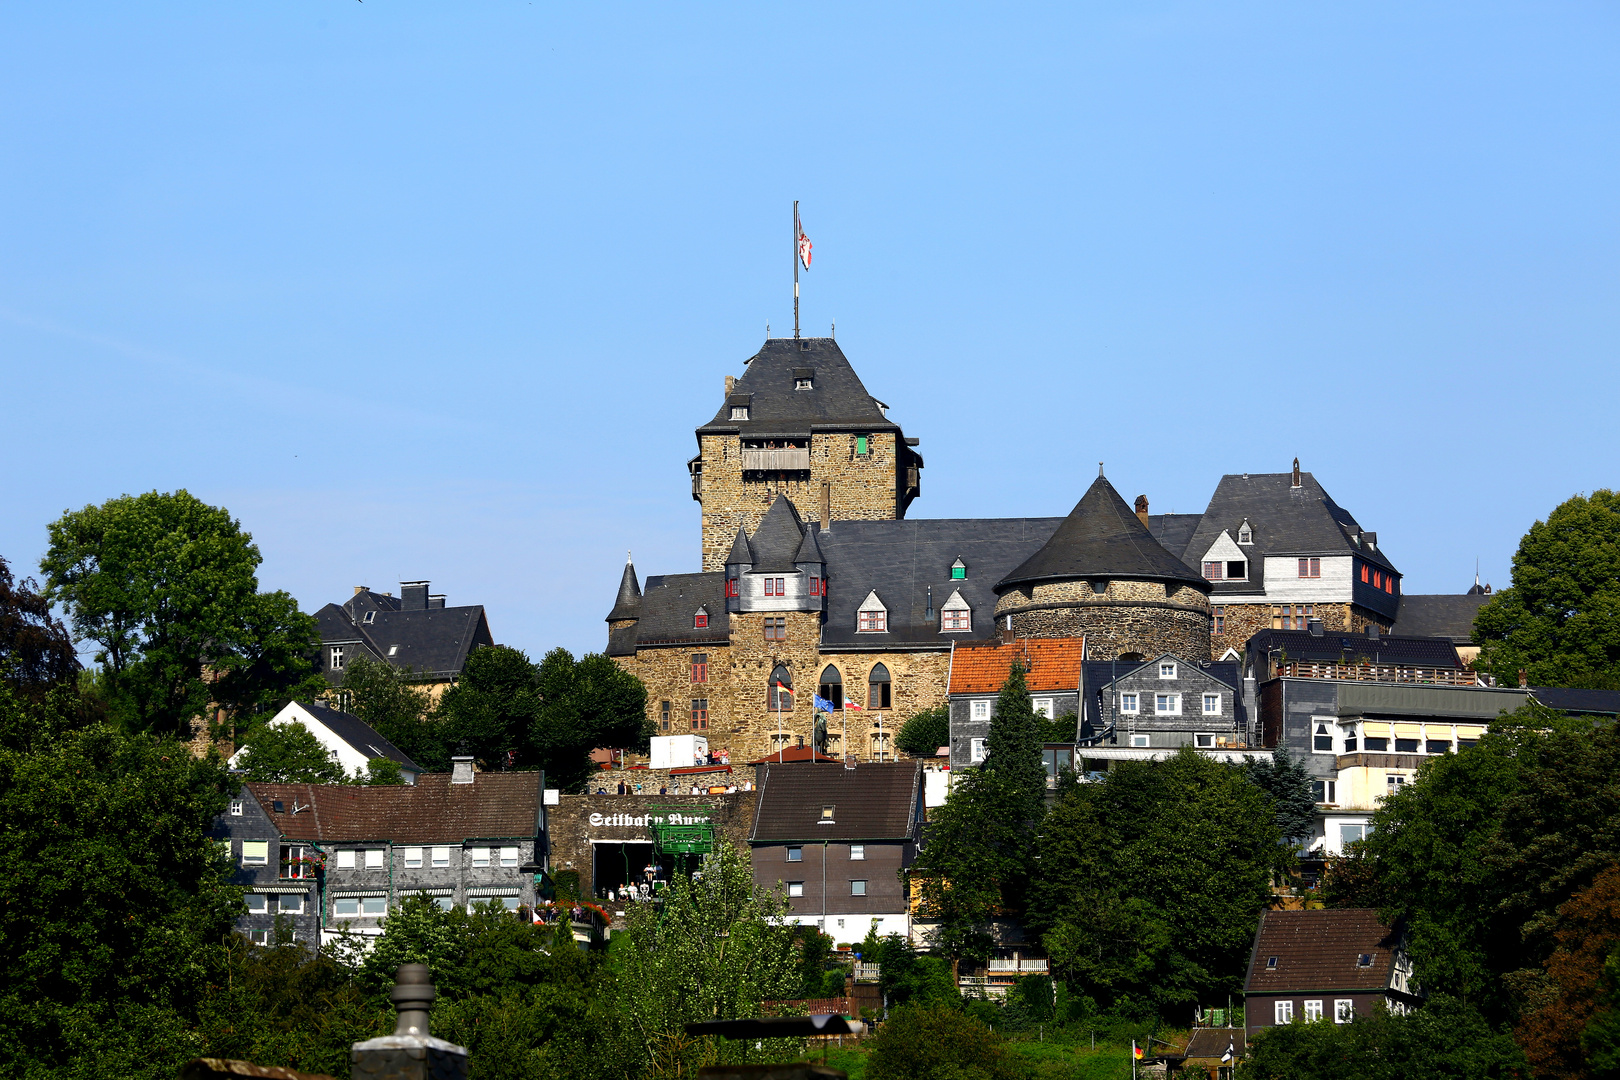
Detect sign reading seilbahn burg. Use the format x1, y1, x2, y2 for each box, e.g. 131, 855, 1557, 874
589, 811, 711, 827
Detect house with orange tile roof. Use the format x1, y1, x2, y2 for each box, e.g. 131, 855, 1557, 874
945, 637, 1086, 770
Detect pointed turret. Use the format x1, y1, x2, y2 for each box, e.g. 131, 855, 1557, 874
793, 522, 824, 567
749, 494, 807, 573
606, 553, 642, 623
725, 527, 755, 569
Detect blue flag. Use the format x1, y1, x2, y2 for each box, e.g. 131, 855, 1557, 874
813, 694, 839, 714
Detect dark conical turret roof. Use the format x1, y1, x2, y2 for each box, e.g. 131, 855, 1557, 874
996, 476, 1209, 591
606, 556, 642, 621
794, 523, 825, 566
750, 495, 807, 573
725, 528, 755, 567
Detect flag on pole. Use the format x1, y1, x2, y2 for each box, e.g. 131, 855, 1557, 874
813, 694, 839, 714
1133, 1041, 1144, 1060
844, 699, 863, 710
774, 680, 794, 695
797, 221, 812, 270
1221, 1040, 1234, 1063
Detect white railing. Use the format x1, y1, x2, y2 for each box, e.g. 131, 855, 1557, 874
854, 962, 881, 981
986, 958, 1049, 973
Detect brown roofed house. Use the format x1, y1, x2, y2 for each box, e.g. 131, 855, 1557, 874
1243, 908, 1419, 1041
749, 761, 924, 942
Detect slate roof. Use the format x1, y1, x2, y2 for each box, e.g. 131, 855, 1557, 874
1245, 628, 1462, 669
246, 772, 542, 844
697, 338, 899, 438
997, 476, 1210, 592
607, 572, 730, 656
316, 591, 495, 683
606, 558, 642, 622
947, 639, 1087, 695
296, 702, 421, 773
816, 517, 1063, 649
1245, 908, 1400, 995
1079, 659, 1245, 731
1531, 687, 1620, 716
750, 761, 922, 842
751, 495, 808, 573
1392, 594, 1491, 643
1179, 471, 1398, 597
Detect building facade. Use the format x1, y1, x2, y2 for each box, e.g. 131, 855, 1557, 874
315, 580, 495, 700
1244, 909, 1419, 1040
946, 638, 1085, 770
227, 700, 422, 784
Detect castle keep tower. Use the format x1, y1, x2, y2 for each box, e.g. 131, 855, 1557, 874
691, 337, 923, 571
994, 474, 1213, 661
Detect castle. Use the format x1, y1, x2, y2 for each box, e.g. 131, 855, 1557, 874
606, 336, 1404, 762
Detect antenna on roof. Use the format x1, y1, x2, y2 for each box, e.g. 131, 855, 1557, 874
1098, 462, 1105, 478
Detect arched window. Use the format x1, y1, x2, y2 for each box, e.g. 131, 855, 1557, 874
818, 665, 843, 710
868, 664, 892, 710
768, 665, 793, 711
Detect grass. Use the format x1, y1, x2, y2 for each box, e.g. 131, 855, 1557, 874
800, 1029, 1169, 1080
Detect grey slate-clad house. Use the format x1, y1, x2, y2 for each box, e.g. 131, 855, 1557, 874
315, 580, 494, 694
213, 762, 545, 947
749, 761, 924, 940
1081, 655, 1248, 751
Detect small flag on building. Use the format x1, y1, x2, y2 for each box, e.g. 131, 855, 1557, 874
1221, 1040, 1234, 1063
1133, 1041, 1143, 1060
844, 699, 863, 710
774, 680, 793, 695
797, 221, 812, 270
813, 694, 839, 714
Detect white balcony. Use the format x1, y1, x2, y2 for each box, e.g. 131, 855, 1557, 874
743, 448, 811, 471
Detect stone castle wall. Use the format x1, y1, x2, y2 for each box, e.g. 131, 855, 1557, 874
699, 432, 902, 571
1208, 601, 1393, 659
995, 578, 1213, 662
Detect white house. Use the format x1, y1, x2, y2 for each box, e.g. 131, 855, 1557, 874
230, 700, 423, 784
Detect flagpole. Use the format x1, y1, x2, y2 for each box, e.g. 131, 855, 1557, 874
793, 200, 800, 340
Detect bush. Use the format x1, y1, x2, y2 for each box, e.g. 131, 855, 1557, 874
866, 1002, 1024, 1080
896, 706, 950, 758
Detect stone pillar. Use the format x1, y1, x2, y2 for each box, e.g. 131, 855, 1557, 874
350, 964, 468, 1080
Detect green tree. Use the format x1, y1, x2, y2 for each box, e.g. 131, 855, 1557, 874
863, 928, 962, 1010
0, 554, 79, 698
439, 645, 542, 769
896, 705, 950, 758
234, 720, 348, 783
1028, 748, 1283, 1019
913, 663, 1049, 969
0, 680, 240, 1080
1474, 489, 1620, 690
532, 647, 651, 792
1246, 746, 1318, 845
39, 490, 324, 733
338, 654, 442, 769
365, 757, 407, 785
864, 1002, 1023, 1080
599, 839, 800, 1076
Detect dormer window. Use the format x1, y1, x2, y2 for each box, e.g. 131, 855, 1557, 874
950, 558, 967, 580
693, 607, 709, 629
1238, 520, 1253, 545
795, 379, 812, 390
730, 407, 749, 420
1159, 662, 1176, 679
857, 590, 888, 633
363, 611, 376, 624
940, 589, 971, 633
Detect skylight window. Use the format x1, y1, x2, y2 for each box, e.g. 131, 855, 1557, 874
387, 645, 400, 657
820, 805, 836, 823
363, 611, 376, 624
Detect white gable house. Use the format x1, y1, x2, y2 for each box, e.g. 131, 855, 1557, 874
229, 701, 423, 784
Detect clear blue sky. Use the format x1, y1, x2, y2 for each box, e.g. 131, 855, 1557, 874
3, 3, 1617, 660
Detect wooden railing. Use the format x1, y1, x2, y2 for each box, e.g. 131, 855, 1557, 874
1277, 661, 1488, 687
742, 448, 810, 471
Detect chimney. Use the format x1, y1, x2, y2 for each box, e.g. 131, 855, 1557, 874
724, 375, 736, 397
401, 581, 429, 611
354, 585, 368, 596
428, 594, 446, 610
1292, 458, 1302, 488
350, 964, 467, 1080
1518, 669, 1528, 689
451, 756, 475, 784
820, 480, 831, 531
1134, 494, 1150, 529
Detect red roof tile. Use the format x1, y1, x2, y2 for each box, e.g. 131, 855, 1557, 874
1245, 908, 1399, 995
947, 638, 1086, 695
247, 772, 541, 844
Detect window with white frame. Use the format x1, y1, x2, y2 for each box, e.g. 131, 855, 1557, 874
1334, 1000, 1354, 1024
1159, 662, 1177, 678
230, 800, 244, 816
404, 847, 423, 869
241, 841, 269, 866
501, 846, 520, 867
278, 894, 303, 914
432, 846, 451, 868
972, 700, 990, 720
1155, 693, 1180, 714
941, 589, 971, 632
1304, 1000, 1323, 1022
1238, 521, 1253, 544
1275, 1001, 1294, 1024
850, 844, 865, 860
470, 847, 491, 868
334, 896, 388, 917
1203, 693, 1222, 715
787, 847, 803, 862
330, 646, 344, 671
1033, 698, 1054, 718
850, 880, 867, 896
1314, 723, 1334, 752
365, 849, 384, 870
245, 894, 269, 914
336, 850, 356, 870
1195, 733, 1216, 748
857, 591, 888, 632
1131, 734, 1150, 748
1387, 774, 1407, 794
1119, 693, 1139, 713
730, 406, 749, 420
970, 738, 987, 764
787, 881, 804, 897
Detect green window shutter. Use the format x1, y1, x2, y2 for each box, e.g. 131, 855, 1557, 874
951, 567, 965, 579
856, 436, 868, 455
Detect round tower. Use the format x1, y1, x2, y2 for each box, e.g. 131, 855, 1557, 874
993, 474, 1212, 661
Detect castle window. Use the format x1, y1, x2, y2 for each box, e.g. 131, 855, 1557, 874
1202, 561, 1223, 580
764, 577, 776, 596
1159, 662, 1177, 678
951, 558, 967, 580
1213, 607, 1225, 634
1238, 520, 1253, 544
818, 666, 843, 710
730, 406, 749, 420
1225, 560, 1247, 580
725, 578, 739, 598
691, 699, 708, 729
1373, 570, 1382, 589
693, 608, 709, 629
940, 589, 971, 633
809, 574, 822, 596
1273, 604, 1314, 630
868, 664, 892, 710
660, 701, 671, 731
769, 666, 793, 711
855, 435, 870, 456
1361, 563, 1370, 583
691, 654, 708, 683
857, 591, 888, 633
1298, 558, 1321, 578
763, 617, 787, 641
1386, 575, 1396, 595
